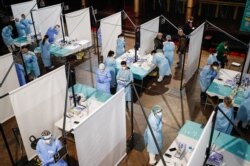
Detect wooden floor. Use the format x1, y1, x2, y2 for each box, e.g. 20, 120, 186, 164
1, 37, 249, 166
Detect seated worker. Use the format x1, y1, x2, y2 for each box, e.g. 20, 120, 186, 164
215, 96, 234, 134
216, 41, 229, 68
96, 63, 111, 94
46, 25, 60, 44
151, 49, 171, 82
154, 33, 164, 50
116, 61, 133, 102
21, 45, 40, 79
235, 88, 250, 129
144, 105, 163, 165
36, 130, 67, 166
116, 33, 125, 57
199, 62, 219, 103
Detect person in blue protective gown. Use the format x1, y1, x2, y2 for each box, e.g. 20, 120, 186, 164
144, 105, 163, 165
46, 25, 60, 44
15, 63, 26, 86
163, 35, 175, 69
1, 25, 15, 52
15, 18, 26, 37
36, 130, 67, 166
96, 63, 111, 94
116, 33, 125, 57
235, 88, 250, 129
207, 50, 218, 65
20, 14, 33, 36
116, 61, 133, 101
39, 35, 54, 71
21, 45, 40, 79
215, 96, 234, 134
104, 50, 117, 90
199, 61, 219, 103
151, 49, 171, 82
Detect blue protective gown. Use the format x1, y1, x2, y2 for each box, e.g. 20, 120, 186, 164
215, 103, 234, 134
36, 139, 67, 166
163, 41, 175, 67
144, 112, 163, 154
96, 69, 111, 94
152, 52, 171, 77
207, 53, 218, 65
15, 22, 26, 37
116, 68, 133, 101
1, 26, 14, 46
39, 40, 52, 67
20, 18, 32, 35
236, 90, 250, 123
116, 38, 125, 57
23, 51, 40, 77
46, 27, 59, 44
199, 65, 217, 92
104, 57, 117, 87
15, 63, 26, 86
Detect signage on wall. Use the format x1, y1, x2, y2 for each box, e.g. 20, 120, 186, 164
240, 0, 250, 32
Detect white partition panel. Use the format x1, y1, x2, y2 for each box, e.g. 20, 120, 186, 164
187, 111, 215, 166
9, 66, 66, 160
74, 89, 126, 166
185, 23, 205, 83
140, 17, 160, 55
0, 54, 19, 123
65, 8, 92, 45
101, 12, 122, 59
243, 45, 250, 74
11, 0, 37, 20
32, 4, 62, 37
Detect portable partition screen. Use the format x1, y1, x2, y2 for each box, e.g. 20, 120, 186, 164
11, 0, 37, 20
65, 8, 92, 45
9, 66, 67, 160
0, 54, 19, 123
187, 111, 216, 165
32, 4, 62, 38
74, 89, 126, 166
140, 17, 160, 55
184, 23, 205, 83
100, 12, 122, 59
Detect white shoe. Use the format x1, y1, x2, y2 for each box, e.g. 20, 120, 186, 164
157, 76, 163, 82
49, 65, 55, 69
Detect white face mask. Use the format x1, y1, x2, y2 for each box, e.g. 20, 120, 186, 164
120, 37, 124, 41
224, 46, 228, 49
156, 111, 162, 117
122, 66, 126, 70
213, 66, 218, 70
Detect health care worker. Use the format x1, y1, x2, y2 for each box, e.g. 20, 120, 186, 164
104, 50, 117, 89
152, 49, 171, 82
163, 35, 175, 68
36, 130, 67, 166
116, 61, 133, 101
235, 88, 250, 128
116, 33, 125, 57
96, 63, 111, 94
21, 45, 40, 78
39, 35, 54, 70
15, 18, 26, 37
1, 25, 15, 52
215, 96, 234, 134
207, 50, 218, 65
144, 105, 163, 165
46, 25, 60, 44
20, 14, 33, 36
199, 61, 219, 102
